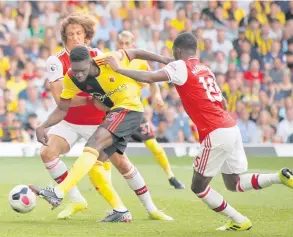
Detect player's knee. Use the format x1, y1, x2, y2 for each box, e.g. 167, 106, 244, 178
191, 181, 205, 194
117, 160, 132, 175
86, 128, 113, 152
111, 153, 132, 174
40, 146, 61, 163
224, 181, 237, 192
222, 174, 238, 192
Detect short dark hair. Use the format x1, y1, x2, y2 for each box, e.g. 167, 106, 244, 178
173, 32, 197, 51
70, 46, 90, 62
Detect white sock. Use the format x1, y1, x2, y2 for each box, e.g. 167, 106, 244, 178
197, 186, 246, 224
44, 158, 85, 202
236, 173, 281, 192
123, 165, 158, 213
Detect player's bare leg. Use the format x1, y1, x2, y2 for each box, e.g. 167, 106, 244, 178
31, 127, 132, 222
110, 153, 173, 221
191, 171, 252, 231
40, 135, 87, 218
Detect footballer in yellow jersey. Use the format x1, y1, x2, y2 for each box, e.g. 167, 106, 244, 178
116, 31, 185, 189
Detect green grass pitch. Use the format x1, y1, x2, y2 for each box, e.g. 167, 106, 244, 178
0, 156, 292, 237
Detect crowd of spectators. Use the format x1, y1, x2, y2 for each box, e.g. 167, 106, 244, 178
0, 0, 293, 144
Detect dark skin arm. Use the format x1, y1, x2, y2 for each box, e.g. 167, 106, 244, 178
105, 56, 169, 84
124, 49, 173, 65
50, 80, 90, 107
36, 98, 71, 146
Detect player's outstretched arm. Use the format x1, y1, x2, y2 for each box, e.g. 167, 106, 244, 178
119, 69, 168, 84
105, 56, 169, 84
36, 99, 71, 146
124, 49, 173, 65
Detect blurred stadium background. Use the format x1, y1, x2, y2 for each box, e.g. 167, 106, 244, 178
0, 0, 292, 149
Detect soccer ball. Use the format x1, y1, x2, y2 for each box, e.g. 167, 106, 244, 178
9, 185, 37, 213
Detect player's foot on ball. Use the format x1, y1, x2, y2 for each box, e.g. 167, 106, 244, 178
216, 218, 252, 231
279, 168, 293, 188
149, 210, 174, 221
169, 177, 185, 189
29, 185, 63, 208
57, 201, 88, 220
98, 209, 132, 223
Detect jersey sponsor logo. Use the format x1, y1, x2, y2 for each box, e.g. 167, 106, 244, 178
90, 84, 127, 102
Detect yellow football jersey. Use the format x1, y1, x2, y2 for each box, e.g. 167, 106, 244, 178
61, 51, 144, 112
129, 59, 150, 71
129, 59, 150, 88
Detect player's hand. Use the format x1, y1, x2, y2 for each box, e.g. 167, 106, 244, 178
105, 56, 120, 72
36, 125, 49, 146
154, 93, 164, 108
93, 98, 110, 112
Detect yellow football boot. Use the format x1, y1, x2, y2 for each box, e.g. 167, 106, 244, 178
217, 218, 252, 231
279, 168, 293, 188
148, 210, 174, 221
57, 201, 88, 220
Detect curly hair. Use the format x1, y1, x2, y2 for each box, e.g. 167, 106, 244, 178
60, 12, 96, 45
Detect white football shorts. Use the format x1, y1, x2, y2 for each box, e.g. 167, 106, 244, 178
193, 126, 248, 177
48, 120, 99, 148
